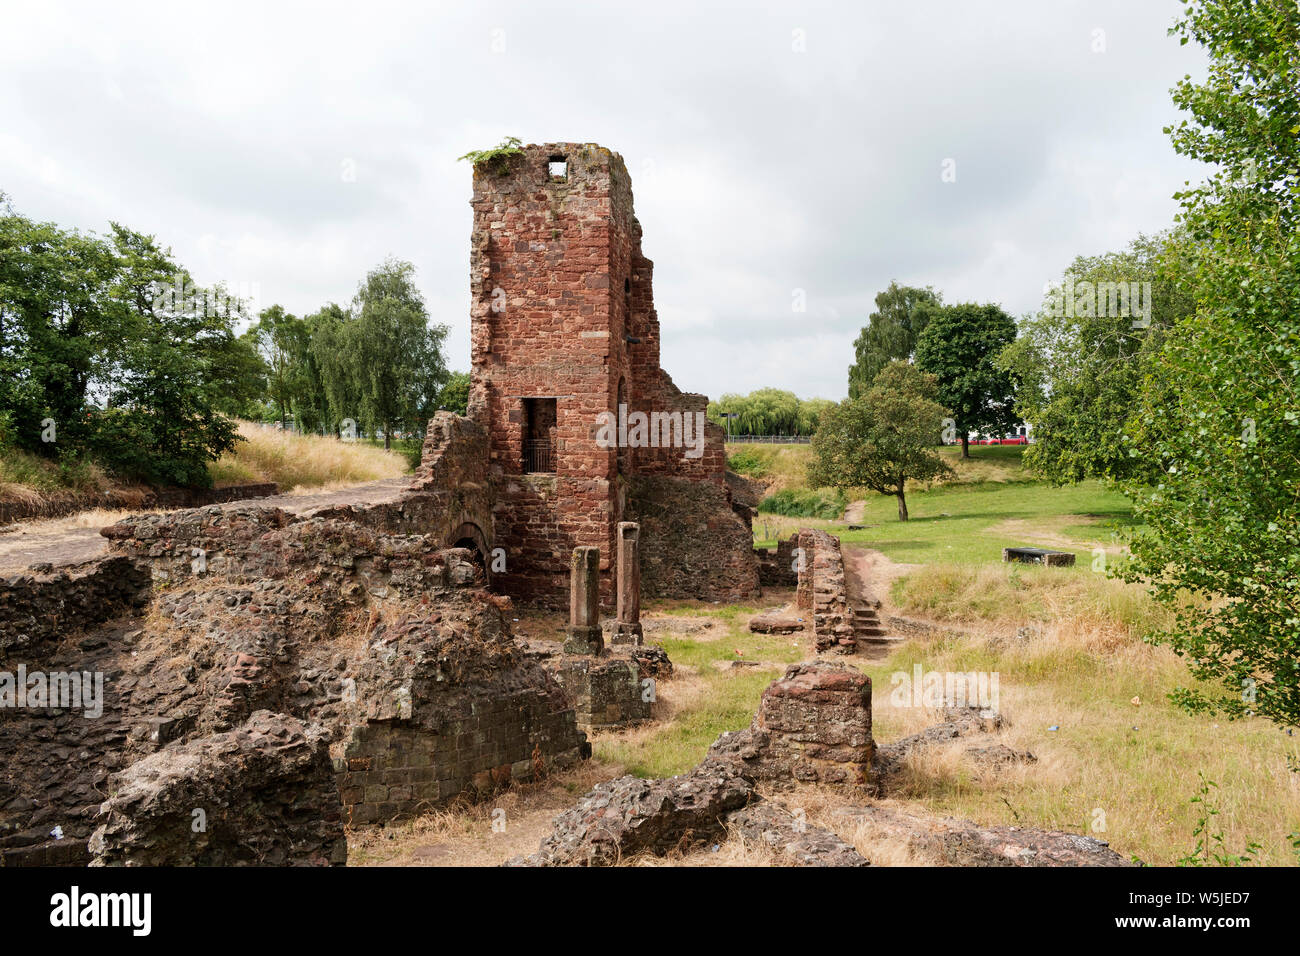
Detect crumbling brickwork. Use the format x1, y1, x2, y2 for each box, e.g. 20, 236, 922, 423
548, 656, 650, 732
0, 414, 587, 865
797, 528, 854, 652
337, 616, 588, 825
89, 710, 346, 867
709, 661, 874, 789
467, 142, 758, 605
0, 557, 149, 656
755, 535, 799, 588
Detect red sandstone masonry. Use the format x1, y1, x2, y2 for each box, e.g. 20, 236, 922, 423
466, 142, 757, 605
797, 528, 854, 653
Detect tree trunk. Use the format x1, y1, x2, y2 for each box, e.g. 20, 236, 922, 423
896, 490, 909, 521
961, 433, 970, 459
384, 422, 391, 451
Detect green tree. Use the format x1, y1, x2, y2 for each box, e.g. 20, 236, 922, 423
249, 304, 310, 429
1, 202, 245, 486
1120, 0, 1300, 727
807, 361, 954, 521
209, 327, 268, 420
914, 302, 1018, 458
436, 370, 471, 416
311, 261, 449, 448
847, 282, 942, 400
309, 302, 356, 436
0, 203, 118, 452
102, 223, 243, 486
707, 388, 829, 436
998, 234, 1195, 484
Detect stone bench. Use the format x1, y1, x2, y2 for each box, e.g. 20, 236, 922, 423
1002, 546, 1075, 567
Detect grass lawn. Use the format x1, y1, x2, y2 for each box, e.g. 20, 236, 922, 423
741, 443, 1134, 566
754, 477, 1132, 566
686, 441, 1299, 864
841, 479, 1132, 565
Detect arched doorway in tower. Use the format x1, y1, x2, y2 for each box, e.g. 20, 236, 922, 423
448, 521, 492, 588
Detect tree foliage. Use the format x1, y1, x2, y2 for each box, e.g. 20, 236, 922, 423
1120, 0, 1300, 727
914, 302, 1018, 457
436, 370, 471, 417
707, 388, 831, 437
0, 197, 252, 486
807, 361, 953, 520
998, 234, 1195, 484
847, 282, 942, 399
310, 259, 449, 448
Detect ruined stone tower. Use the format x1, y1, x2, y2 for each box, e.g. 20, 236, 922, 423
467, 142, 760, 605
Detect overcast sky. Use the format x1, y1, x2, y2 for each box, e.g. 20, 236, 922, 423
1, 0, 1208, 401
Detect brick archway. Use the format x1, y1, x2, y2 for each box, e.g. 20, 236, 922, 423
448, 520, 492, 586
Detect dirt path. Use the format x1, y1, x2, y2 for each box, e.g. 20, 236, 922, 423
841, 544, 918, 614
0, 477, 411, 574
985, 516, 1128, 555
843, 499, 867, 523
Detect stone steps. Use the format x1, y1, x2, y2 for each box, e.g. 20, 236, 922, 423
858, 634, 907, 649
849, 602, 901, 651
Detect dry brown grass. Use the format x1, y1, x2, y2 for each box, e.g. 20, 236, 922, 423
210, 422, 409, 492
6, 507, 153, 534
347, 760, 626, 867
0, 482, 44, 506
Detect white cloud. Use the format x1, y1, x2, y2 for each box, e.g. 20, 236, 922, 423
0, 0, 1208, 401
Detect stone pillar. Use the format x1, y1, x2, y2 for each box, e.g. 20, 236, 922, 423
612, 522, 643, 645
564, 546, 603, 655
795, 529, 814, 610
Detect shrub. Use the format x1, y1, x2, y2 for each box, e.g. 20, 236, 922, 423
726, 447, 768, 477
757, 487, 847, 520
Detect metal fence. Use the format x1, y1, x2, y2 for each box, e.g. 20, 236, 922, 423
724, 434, 812, 444
522, 438, 555, 473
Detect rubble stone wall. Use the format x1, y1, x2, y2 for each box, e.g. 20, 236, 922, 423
625, 475, 760, 602
0, 557, 150, 656
89, 711, 346, 867
797, 528, 853, 652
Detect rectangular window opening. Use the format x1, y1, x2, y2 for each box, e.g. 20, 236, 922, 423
521, 398, 557, 473
547, 158, 568, 181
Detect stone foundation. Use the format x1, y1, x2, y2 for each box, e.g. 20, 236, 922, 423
797, 529, 854, 653
548, 655, 651, 732
89, 710, 345, 867
708, 661, 873, 789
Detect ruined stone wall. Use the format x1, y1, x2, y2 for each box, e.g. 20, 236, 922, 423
89, 711, 346, 866
548, 656, 650, 732
401, 412, 494, 551
337, 615, 588, 825
625, 475, 761, 602
708, 661, 874, 788
0, 557, 149, 657
797, 529, 853, 652
468, 142, 758, 603
2, 456, 585, 864
99, 414, 494, 595
756, 535, 799, 589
